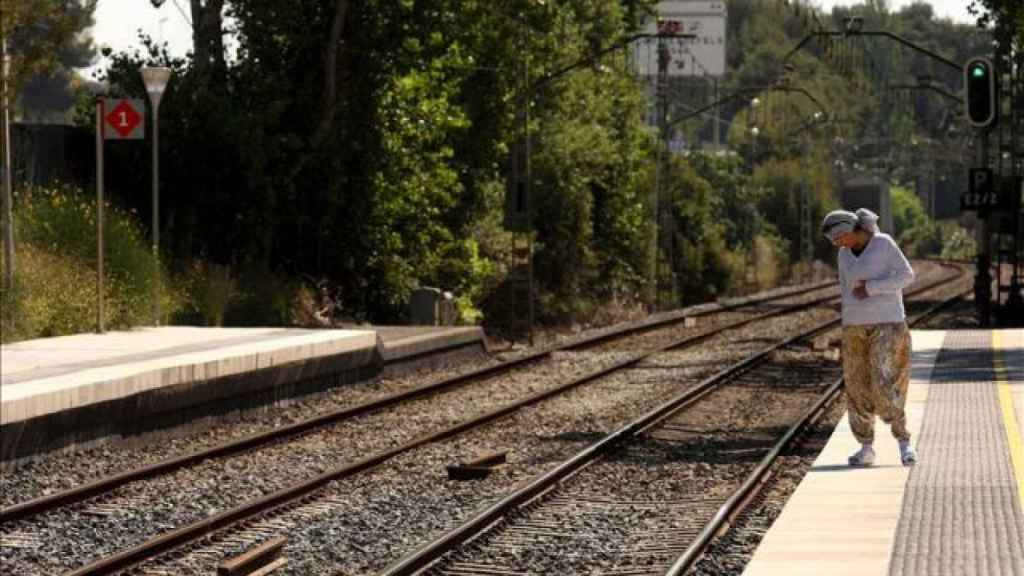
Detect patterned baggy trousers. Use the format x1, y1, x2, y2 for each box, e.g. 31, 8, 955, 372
841, 322, 912, 444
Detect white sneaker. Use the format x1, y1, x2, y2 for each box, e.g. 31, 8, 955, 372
848, 444, 876, 467
899, 441, 917, 466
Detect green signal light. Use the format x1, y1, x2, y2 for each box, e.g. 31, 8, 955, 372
971, 65, 987, 78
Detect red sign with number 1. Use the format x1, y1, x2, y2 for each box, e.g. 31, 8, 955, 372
103, 98, 145, 140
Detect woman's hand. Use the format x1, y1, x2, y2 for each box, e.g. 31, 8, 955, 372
853, 281, 869, 300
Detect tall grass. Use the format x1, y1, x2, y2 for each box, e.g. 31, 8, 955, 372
0, 184, 173, 343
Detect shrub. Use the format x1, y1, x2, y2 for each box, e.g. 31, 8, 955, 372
665, 158, 748, 306
1, 244, 98, 341
1, 184, 174, 342
171, 259, 237, 326
289, 283, 323, 327
749, 233, 788, 291
432, 238, 493, 325
17, 184, 167, 323
1, 253, 33, 342
939, 222, 976, 260
223, 260, 298, 327
170, 259, 312, 328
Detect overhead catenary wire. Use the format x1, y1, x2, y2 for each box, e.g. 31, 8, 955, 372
168, 0, 192, 28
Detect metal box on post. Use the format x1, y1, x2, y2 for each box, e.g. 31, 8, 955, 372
410, 287, 442, 326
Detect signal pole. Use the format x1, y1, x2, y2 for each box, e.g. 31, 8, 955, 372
964, 57, 997, 325
523, 23, 534, 346
977, 133, 993, 325
651, 33, 670, 311
800, 133, 811, 281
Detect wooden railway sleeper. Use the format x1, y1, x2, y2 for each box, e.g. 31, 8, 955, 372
217, 535, 287, 576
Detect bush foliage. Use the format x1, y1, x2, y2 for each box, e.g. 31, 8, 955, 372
1, 185, 171, 342
6, 0, 992, 342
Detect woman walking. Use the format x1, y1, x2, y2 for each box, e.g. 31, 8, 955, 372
821, 208, 917, 467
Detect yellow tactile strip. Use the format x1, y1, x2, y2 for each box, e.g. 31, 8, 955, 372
994, 330, 1024, 515
888, 330, 1024, 576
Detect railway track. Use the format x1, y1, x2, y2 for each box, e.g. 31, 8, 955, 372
1, 280, 844, 524
1, 279, 854, 576
0, 263, 965, 575
380, 269, 969, 576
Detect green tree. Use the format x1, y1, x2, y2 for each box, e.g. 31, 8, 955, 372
891, 184, 928, 239
890, 184, 942, 256
520, 0, 658, 321
969, 0, 1024, 55
94, 0, 1000, 331
662, 157, 742, 305
690, 153, 761, 249
92, 0, 663, 327
0, 0, 97, 100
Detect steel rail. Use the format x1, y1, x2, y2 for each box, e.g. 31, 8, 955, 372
378, 318, 845, 576
376, 265, 965, 576
559, 279, 837, 350
59, 281, 849, 576
1, 280, 837, 525
663, 375, 845, 575
661, 281, 973, 575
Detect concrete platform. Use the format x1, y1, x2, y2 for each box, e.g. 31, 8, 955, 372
373, 325, 487, 364
743, 329, 1024, 576
0, 325, 485, 464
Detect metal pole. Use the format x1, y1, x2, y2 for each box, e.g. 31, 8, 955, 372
651, 36, 669, 311
649, 131, 660, 310
800, 132, 810, 282
96, 98, 105, 333
152, 102, 161, 325
713, 78, 720, 151
975, 132, 993, 325
523, 22, 534, 347
930, 155, 935, 220
1, 36, 13, 291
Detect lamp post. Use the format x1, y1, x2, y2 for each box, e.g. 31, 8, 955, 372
140, 66, 171, 325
